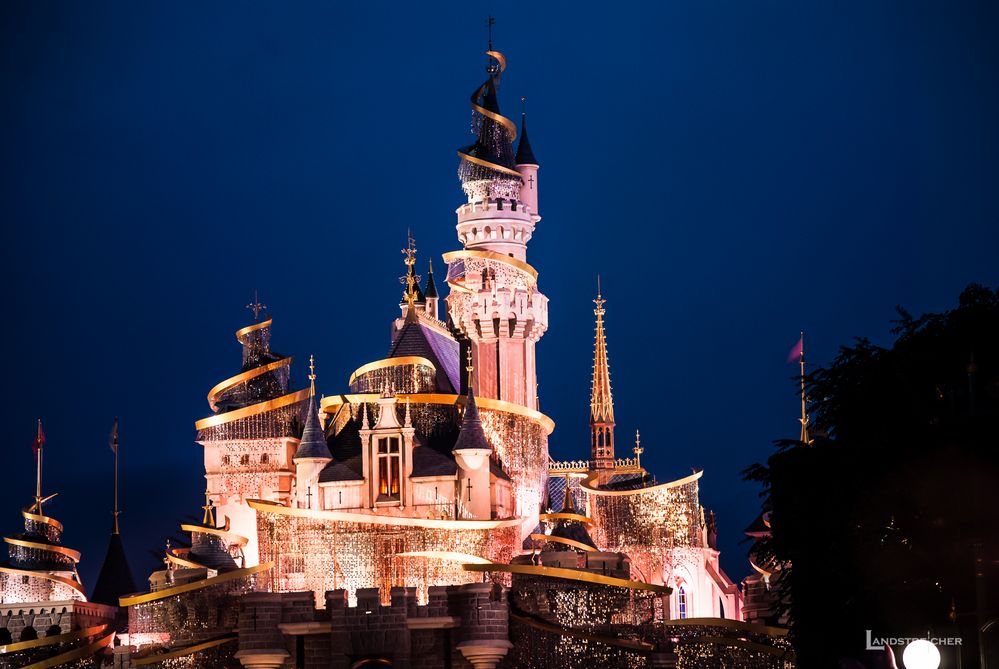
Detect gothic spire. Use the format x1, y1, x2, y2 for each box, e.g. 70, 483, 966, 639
590, 279, 616, 473
424, 258, 438, 298
590, 280, 614, 425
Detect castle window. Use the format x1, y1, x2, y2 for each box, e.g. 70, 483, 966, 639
260, 453, 269, 464
222, 455, 231, 466
377, 437, 401, 500
240, 454, 250, 465
678, 586, 688, 619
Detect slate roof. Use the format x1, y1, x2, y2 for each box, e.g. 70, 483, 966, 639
424, 262, 438, 298
388, 319, 460, 392
318, 456, 364, 483
412, 445, 458, 477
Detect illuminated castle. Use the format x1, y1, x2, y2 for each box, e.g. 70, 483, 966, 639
0, 44, 795, 669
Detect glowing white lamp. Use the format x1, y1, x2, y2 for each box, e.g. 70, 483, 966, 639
902, 640, 940, 669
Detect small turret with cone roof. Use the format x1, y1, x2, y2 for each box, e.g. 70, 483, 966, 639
515, 101, 540, 217
294, 355, 332, 509
423, 258, 439, 320
452, 359, 493, 518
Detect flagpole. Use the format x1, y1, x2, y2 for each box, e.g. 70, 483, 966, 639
35, 419, 43, 512
799, 331, 810, 444
112, 418, 120, 535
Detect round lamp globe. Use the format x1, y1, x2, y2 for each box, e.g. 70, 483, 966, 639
902, 639, 940, 669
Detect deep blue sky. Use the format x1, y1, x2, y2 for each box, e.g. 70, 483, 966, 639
2, 2, 997, 589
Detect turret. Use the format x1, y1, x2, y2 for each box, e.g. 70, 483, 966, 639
515, 110, 539, 217
452, 387, 493, 520
293, 356, 332, 510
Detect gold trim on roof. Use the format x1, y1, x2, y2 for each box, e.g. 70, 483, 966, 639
442, 250, 539, 281
3, 537, 81, 562
165, 547, 206, 570
462, 563, 670, 593
456, 151, 523, 178
319, 393, 555, 435
0, 565, 85, 598
119, 562, 273, 607
22, 506, 63, 532
579, 470, 703, 496
538, 512, 593, 526
133, 634, 237, 665
207, 357, 293, 411
195, 388, 311, 431
247, 498, 523, 530
178, 522, 249, 548
528, 533, 597, 552
234, 317, 272, 341
348, 356, 436, 387
0, 624, 106, 654
19, 631, 113, 669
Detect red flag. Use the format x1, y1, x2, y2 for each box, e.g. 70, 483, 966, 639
110, 417, 119, 454
786, 334, 804, 364
32, 419, 45, 455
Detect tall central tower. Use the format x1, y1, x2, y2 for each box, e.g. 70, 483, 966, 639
445, 49, 548, 409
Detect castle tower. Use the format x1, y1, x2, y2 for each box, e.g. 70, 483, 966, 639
446, 49, 549, 409
590, 284, 616, 481
424, 259, 439, 320
196, 299, 310, 567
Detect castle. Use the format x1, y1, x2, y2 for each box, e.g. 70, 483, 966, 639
0, 46, 793, 669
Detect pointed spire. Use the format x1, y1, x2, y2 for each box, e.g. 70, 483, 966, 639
590, 277, 614, 425
110, 417, 120, 535
295, 358, 332, 461
424, 258, 438, 298
633, 429, 644, 468
361, 402, 371, 430
32, 419, 45, 513
515, 104, 538, 166
404, 397, 413, 428
453, 388, 491, 452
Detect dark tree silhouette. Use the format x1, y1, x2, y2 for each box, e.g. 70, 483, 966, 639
746, 284, 999, 668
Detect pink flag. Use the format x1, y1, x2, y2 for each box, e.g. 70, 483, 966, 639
787, 334, 803, 364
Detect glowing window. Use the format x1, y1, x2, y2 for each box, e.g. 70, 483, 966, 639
260, 453, 269, 464
240, 454, 250, 465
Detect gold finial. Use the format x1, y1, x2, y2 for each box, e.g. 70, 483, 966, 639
400, 231, 420, 311
202, 489, 216, 527
465, 348, 474, 389
633, 429, 644, 467
308, 354, 317, 396
33, 419, 45, 513
246, 290, 267, 321
594, 275, 606, 316
798, 331, 811, 445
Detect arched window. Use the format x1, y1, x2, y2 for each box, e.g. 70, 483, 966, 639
240, 454, 250, 465
0, 629, 11, 645
222, 455, 231, 466
677, 586, 688, 619
45, 624, 62, 637
19, 626, 37, 641
260, 453, 269, 464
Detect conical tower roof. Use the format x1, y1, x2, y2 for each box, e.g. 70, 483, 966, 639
515, 112, 538, 165
294, 394, 331, 460
590, 288, 614, 425
90, 533, 137, 606
453, 388, 491, 452
424, 260, 438, 298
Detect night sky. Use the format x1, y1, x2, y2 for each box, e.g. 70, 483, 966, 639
2, 2, 998, 589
